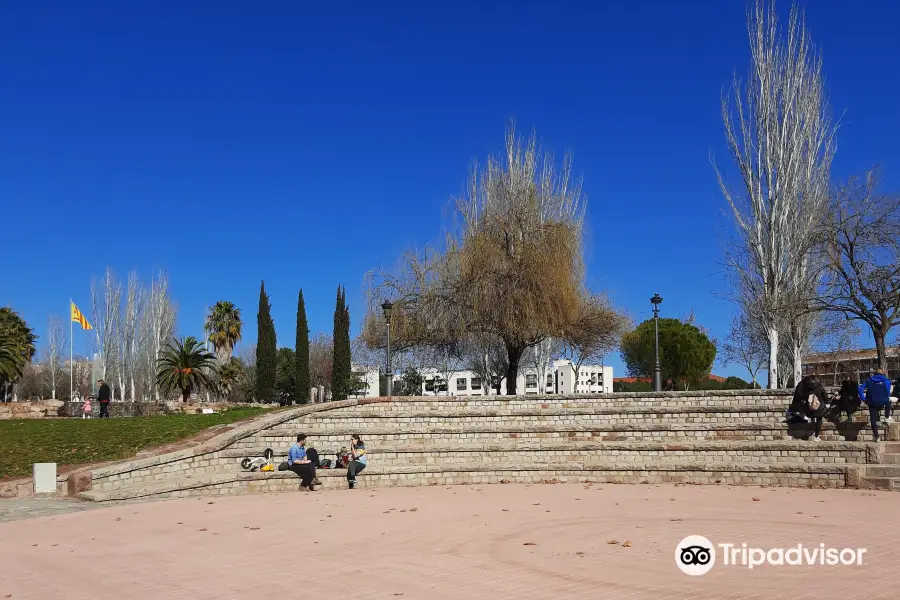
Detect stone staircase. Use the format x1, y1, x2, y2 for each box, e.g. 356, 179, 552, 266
72, 391, 900, 502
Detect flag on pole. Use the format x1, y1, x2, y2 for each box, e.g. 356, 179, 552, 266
71, 302, 92, 330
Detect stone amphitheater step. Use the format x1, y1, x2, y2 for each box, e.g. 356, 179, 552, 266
235, 420, 886, 449
222, 440, 873, 468
858, 476, 900, 491
341, 395, 792, 411
77, 460, 850, 502
859, 444, 900, 490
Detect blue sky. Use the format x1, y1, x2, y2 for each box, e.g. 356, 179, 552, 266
2, 1, 899, 379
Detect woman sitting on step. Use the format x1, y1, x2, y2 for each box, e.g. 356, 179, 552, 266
346, 434, 367, 490
790, 375, 828, 442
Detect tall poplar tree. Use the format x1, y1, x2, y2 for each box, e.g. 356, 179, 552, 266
255, 281, 276, 401
295, 289, 311, 404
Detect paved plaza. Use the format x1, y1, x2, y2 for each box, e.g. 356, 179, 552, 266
1, 483, 898, 599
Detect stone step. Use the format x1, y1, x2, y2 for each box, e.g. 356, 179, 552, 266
859, 476, 900, 491
865, 465, 900, 478
239, 421, 886, 447
880, 453, 900, 465
77, 459, 848, 502
222, 440, 871, 467
304, 406, 790, 419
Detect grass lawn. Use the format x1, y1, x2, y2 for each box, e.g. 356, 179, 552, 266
0, 407, 269, 480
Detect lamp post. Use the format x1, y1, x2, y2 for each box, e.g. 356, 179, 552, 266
381, 301, 394, 398
651, 294, 663, 392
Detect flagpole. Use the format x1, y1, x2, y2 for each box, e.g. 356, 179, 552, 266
70, 299, 74, 402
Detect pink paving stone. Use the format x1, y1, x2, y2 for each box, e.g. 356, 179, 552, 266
0, 483, 898, 600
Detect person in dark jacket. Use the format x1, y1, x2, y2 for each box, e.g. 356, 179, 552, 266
834, 380, 862, 422
859, 369, 894, 442
97, 379, 111, 418
791, 375, 828, 441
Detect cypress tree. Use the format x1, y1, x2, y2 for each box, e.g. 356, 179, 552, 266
255, 281, 277, 401
295, 289, 310, 404
341, 287, 352, 392
331, 285, 352, 400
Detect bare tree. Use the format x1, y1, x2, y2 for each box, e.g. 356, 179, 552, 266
43, 316, 66, 399
715, 0, 836, 388
91, 268, 122, 396
561, 295, 629, 393
527, 337, 563, 393
309, 333, 333, 395
123, 272, 144, 400
812, 312, 861, 385
463, 335, 509, 395
721, 312, 767, 388
420, 345, 463, 396
818, 170, 900, 374
141, 272, 176, 400
364, 125, 615, 394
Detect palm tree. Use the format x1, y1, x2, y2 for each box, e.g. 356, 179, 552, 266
214, 357, 244, 401
0, 308, 37, 401
156, 336, 217, 402
0, 344, 24, 382
204, 301, 243, 364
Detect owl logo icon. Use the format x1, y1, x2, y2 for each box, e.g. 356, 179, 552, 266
676, 535, 716, 576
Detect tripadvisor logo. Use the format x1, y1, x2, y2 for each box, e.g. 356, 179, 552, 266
675, 536, 867, 575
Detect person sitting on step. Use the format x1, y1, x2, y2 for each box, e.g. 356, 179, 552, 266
859, 369, 894, 443
346, 434, 367, 490
833, 380, 862, 422
287, 433, 318, 491
791, 375, 828, 442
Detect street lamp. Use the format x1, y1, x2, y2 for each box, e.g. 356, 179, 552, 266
651, 294, 663, 392
381, 301, 394, 398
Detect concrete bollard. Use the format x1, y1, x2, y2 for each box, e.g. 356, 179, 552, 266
33, 463, 57, 494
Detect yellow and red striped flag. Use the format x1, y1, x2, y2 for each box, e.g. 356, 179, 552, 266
71, 302, 92, 330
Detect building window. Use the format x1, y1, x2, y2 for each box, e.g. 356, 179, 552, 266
471, 378, 482, 390
456, 378, 468, 391
436, 378, 447, 392
526, 374, 538, 388
425, 379, 435, 392
546, 374, 554, 389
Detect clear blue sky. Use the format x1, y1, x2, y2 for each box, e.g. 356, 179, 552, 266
2, 1, 898, 379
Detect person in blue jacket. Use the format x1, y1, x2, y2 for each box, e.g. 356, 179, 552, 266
858, 369, 894, 442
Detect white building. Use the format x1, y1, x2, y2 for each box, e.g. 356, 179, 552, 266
342, 360, 613, 399
420, 359, 613, 396
348, 364, 381, 399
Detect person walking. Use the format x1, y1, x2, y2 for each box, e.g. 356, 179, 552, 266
97, 380, 111, 418
859, 369, 894, 442
287, 433, 317, 491
82, 397, 92, 419
347, 434, 368, 489
791, 375, 828, 442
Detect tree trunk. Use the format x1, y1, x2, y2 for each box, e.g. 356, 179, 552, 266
767, 326, 779, 389
182, 386, 190, 402
505, 344, 524, 396
792, 337, 803, 387
874, 330, 888, 375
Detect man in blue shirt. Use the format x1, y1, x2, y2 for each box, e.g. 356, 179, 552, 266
287, 433, 317, 491
859, 369, 894, 442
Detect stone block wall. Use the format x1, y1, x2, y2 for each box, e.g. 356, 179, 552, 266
50, 390, 900, 501
0, 400, 65, 419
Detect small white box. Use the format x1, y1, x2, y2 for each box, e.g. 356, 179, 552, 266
33, 463, 57, 494
201, 408, 215, 414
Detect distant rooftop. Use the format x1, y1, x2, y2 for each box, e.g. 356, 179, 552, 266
804, 347, 900, 364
